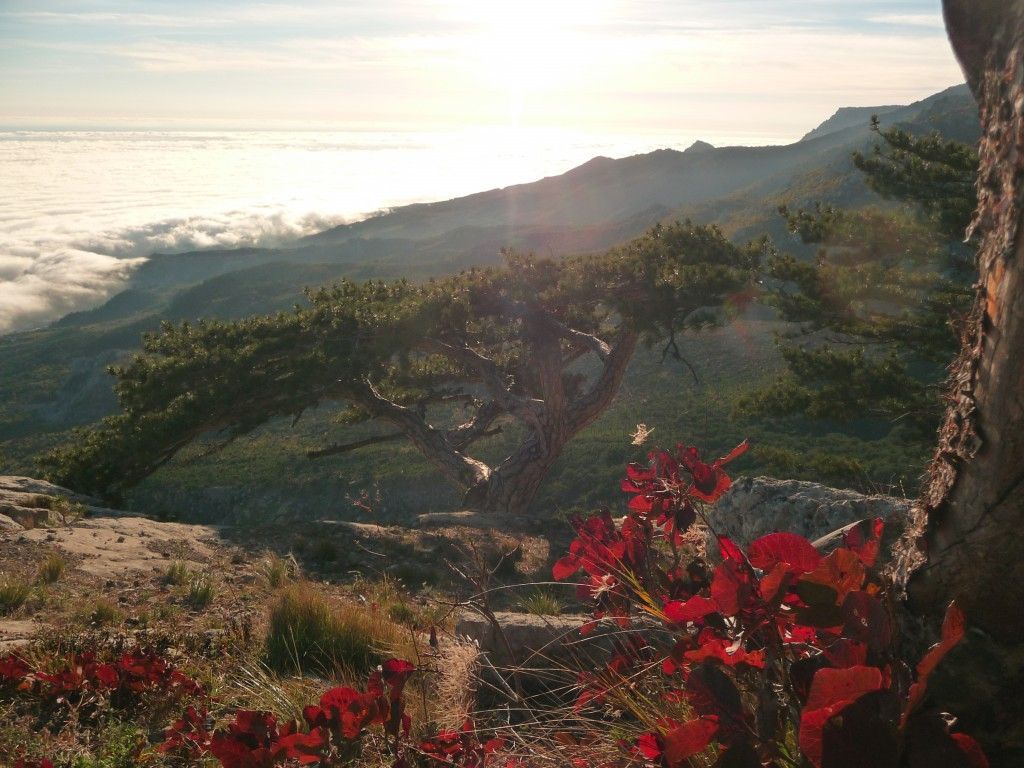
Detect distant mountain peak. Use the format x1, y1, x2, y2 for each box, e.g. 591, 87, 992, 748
801, 104, 902, 142
684, 139, 715, 154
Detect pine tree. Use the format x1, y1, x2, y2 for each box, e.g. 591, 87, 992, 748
736, 125, 978, 490
41, 221, 764, 517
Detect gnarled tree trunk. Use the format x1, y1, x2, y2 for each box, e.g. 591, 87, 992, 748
901, 0, 1024, 642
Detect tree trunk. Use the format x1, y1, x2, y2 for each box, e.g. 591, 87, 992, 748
900, 1, 1024, 642
463, 328, 640, 517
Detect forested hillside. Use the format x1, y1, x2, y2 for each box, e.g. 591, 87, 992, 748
0, 85, 978, 522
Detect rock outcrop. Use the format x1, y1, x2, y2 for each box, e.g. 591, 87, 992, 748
455, 611, 589, 667
708, 476, 912, 548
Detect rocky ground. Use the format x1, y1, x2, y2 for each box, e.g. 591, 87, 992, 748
0, 476, 557, 654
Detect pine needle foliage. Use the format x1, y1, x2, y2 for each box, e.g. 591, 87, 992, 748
738, 124, 979, 486
40, 221, 764, 515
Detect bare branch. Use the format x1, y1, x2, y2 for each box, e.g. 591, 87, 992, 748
347, 377, 492, 490
421, 338, 546, 425
306, 431, 406, 459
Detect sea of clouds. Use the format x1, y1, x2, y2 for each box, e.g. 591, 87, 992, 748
0, 128, 693, 335
0, 208, 350, 333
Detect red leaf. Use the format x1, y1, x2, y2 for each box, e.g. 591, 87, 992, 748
802, 548, 865, 603
662, 717, 719, 765
842, 518, 885, 567
552, 556, 579, 581
799, 666, 884, 768
275, 728, 327, 764
748, 533, 821, 573
684, 637, 765, 669
663, 595, 718, 624
716, 535, 745, 563
688, 469, 732, 503
902, 601, 966, 725
711, 559, 751, 616
758, 562, 790, 602
715, 440, 750, 466
950, 733, 989, 768
636, 732, 662, 760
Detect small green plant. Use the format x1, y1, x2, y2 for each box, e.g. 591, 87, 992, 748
265, 554, 290, 588
33, 493, 88, 523
87, 598, 123, 626
69, 720, 147, 768
0, 573, 31, 615
264, 584, 402, 677
516, 588, 565, 616
163, 560, 191, 586
37, 553, 66, 584
186, 574, 215, 610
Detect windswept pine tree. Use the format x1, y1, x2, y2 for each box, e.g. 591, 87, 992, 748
736, 124, 978, 489
42, 222, 764, 516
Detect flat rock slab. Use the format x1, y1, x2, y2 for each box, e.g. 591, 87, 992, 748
0, 619, 44, 652
19, 516, 223, 579
456, 610, 590, 666
709, 476, 912, 548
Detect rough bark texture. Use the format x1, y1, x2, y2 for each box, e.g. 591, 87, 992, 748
465, 328, 639, 517
902, 0, 1024, 641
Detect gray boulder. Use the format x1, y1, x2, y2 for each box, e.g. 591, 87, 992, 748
707, 476, 912, 548
455, 610, 590, 667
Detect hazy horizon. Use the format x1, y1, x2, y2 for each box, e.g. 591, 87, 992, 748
2, 1, 962, 135
0, 1, 969, 335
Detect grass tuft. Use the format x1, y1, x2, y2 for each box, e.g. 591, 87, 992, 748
163, 560, 191, 586
0, 573, 31, 615
86, 598, 123, 626
264, 584, 407, 678
186, 574, 215, 610
516, 588, 566, 616
265, 554, 290, 588
37, 553, 66, 584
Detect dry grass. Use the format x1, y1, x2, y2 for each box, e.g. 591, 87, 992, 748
0, 573, 31, 615
431, 639, 480, 730
36, 553, 66, 584
264, 583, 414, 678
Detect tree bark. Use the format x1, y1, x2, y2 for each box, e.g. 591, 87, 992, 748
463, 328, 640, 517
900, 1, 1024, 641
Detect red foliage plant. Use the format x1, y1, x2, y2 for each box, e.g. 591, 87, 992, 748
553, 441, 988, 768
3, 441, 988, 768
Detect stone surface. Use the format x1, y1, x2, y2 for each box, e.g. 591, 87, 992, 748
455, 610, 589, 667
0, 475, 126, 529
708, 476, 912, 547
0, 620, 42, 652
18, 516, 221, 579
0, 512, 25, 534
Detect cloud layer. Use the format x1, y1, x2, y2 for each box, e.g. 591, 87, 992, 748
0, 209, 347, 334
0, 128, 693, 334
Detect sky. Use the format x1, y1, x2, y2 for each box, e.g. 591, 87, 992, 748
0, 0, 964, 138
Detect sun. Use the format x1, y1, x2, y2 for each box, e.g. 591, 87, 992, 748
443, 0, 618, 99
